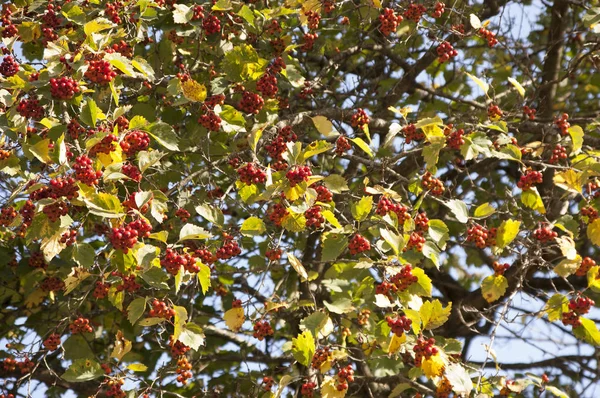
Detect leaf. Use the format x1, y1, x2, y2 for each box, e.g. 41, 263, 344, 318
470, 14, 482, 29
148, 122, 179, 151
72, 243, 95, 268
323, 174, 349, 193
324, 298, 354, 314
311, 116, 339, 137
409, 267, 433, 297
179, 223, 212, 241
419, 300, 451, 330
30, 139, 52, 163
351, 196, 373, 221
388, 383, 412, 398
474, 203, 495, 218
181, 79, 207, 102
83, 192, 125, 218
445, 199, 469, 223
321, 233, 348, 262
322, 210, 341, 228
380, 228, 404, 255
544, 294, 568, 322
138, 317, 166, 327
111, 330, 132, 361
554, 256, 581, 278
569, 125, 584, 153
554, 169, 583, 194
350, 137, 374, 158
237, 5, 255, 26
587, 219, 600, 246
240, 216, 266, 237
496, 219, 521, 249
173, 4, 192, 23
303, 140, 334, 160
81, 98, 105, 127
292, 330, 315, 367
173, 305, 188, 340
127, 363, 148, 372
507, 77, 525, 97
321, 376, 347, 398
178, 322, 205, 350
224, 307, 245, 332
465, 72, 489, 95
421, 353, 445, 378
104, 53, 135, 76
422, 136, 446, 170
428, 219, 449, 249
557, 236, 578, 260
445, 363, 474, 395
300, 312, 334, 338
127, 297, 146, 325
387, 332, 407, 354
573, 317, 600, 346
281, 212, 306, 232
521, 187, 546, 214
545, 386, 569, 398
198, 262, 211, 294
84, 18, 114, 36
62, 359, 104, 382
481, 275, 508, 303
287, 252, 308, 281
195, 204, 225, 227
63, 267, 91, 295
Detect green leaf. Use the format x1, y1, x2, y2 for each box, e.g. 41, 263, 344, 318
496, 219, 521, 249
465, 72, 489, 95
173, 305, 188, 340
321, 233, 348, 262
351, 196, 373, 221
178, 322, 205, 350
321, 210, 341, 228
127, 297, 146, 325
198, 262, 211, 295
323, 174, 348, 193
545, 386, 569, 398
481, 275, 508, 303
291, 330, 315, 367
408, 267, 432, 297
62, 359, 104, 382
573, 317, 600, 346
300, 312, 334, 339
179, 223, 213, 242
83, 192, 125, 218
29, 139, 52, 163
428, 220, 449, 249
63, 335, 95, 360
148, 231, 168, 243
544, 294, 568, 322
240, 216, 266, 237
350, 137, 374, 158
521, 187, 546, 214
474, 202, 496, 218
72, 243, 95, 268
237, 5, 255, 27
148, 122, 180, 151
419, 300, 451, 330
445, 199, 469, 223
141, 267, 169, 290
80, 98, 105, 127
323, 298, 354, 314
422, 136, 446, 171
380, 228, 404, 255
282, 211, 306, 232
108, 286, 124, 310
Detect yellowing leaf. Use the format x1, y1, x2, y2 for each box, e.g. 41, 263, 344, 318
350, 137, 374, 158
569, 125, 584, 153
507, 77, 525, 97
111, 330, 132, 361
240, 216, 266, 236
495, 219, 521, 249
521, 187, 546, 214
554, 169, 583, 194
419, 300, 452, 330
474, 202, 496, 218
470, 14, 482, 29
224, 307, 245, 332
281, 211, 306, 232
311, 116, 339, 137
127, 363, 148, 372
587, 219, 600, 246
554, 256, 582, 278
321, 376, 347, 398
198, 262, 211, 295
181, 79, 207, 102
421, 353, 445, 378
465, 72, 489, 95
292, 330, 315, 366
173, 305, 188, 340
351, 196, 373, 221
64, 267, 91, 295
544, 294, 568, 322
287, 252, 309, 281
481, 275, 508, 303
387, 332, 407, 354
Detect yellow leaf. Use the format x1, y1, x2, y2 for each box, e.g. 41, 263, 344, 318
507, 77, 525, 97
421, 353, 445, 378
311, 116, 339, 138
181, 79, 207, 102
388, 106, 411, 119
587, 219, 600, 246
554, 169, 583, 194
287, 252, 308, 281
465, 72, 489, 95
481, 275, 508, 303
98, 142, 123, 167
554, 256, 582, 278
127, 363, 148, 372
64, 267, 91, 295
387, 333, 406, 354
111, 330, 132, 361
321, 376, 347, 398
419, 300, 452, 330
569, 125, 584, 153
25, 288, 46, 308
350, 137, 374, 158
224, 307, 245, 332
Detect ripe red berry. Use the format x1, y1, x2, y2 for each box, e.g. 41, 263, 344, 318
50, 77, 80, 99
349, 234, 370, 255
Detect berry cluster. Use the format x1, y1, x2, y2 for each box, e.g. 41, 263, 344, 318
436, 377, 452, 398
216, 234, 242, 260
40, 276, 65, 292
415, 212, 429, 231
437, 41, 458, 63
16, 98, 44, 119
257, 72, 278, 98
0, 148, 10, 161
517, 170, 543, 190
69, 317, 93, 334
479, 27, 499, 47
376, 196, 410, 223
305, 10, 320, 30
170, 335, 191, 357
268, 57, 286, 74
336, 365, 354, 391
0, 55, 18, 76
43, 333, 61, 351
238, 91, 264, 114
265, 248, 282, 261
335, 136, 352, 155
237, 162, 266, 185
562, 296, 595, 328
262, 376, 275, 392
286, 165, 312, 187
161, 248, 197, 275
115, 273, 141, 293
122, 163, 142, 182
493, 261, 510, 276
523, 105, 536, 120
554, 113, 570, 135
422, 172, 444, 196
301, 381, 317, 397
406, 231, 426, 252
85, 60, 117, 85
42, 201, 69, 222
204, 94, 226, 109
0, 206, 17, 227
576, 257, 596, 277
192, 5, 204, 20
311, 346, 331, 370
175, 208, 190, 223
50, 77, 80, 99
199, 111, 222, 132
73, 155, 102, 186
149, 299, 176, 319
67, 119, 85, 139
29, 251, 48, 270
549, 144, 567, 164
375, 281, 398, 299
253, 320, 274, 340
533, 224, 557, 242
315, 184, 333, 202
379, 8, 402, 36
265, 126, 297, 161
350, 108, 370, 130
109, 224, 140, 253
203, 14, 221, 35
466, 224, 497, 249
488, 104, 503, 120
445, 127, 465, 150
128, 219, 152, 238
390, 264, 419, 291
305, 206, 325, 228
269, 203, 288, 226
414, 337, 438, 366
431, 2, 446, 18
105, 1, 123, 24
403, 123, 424, 144
175, 357, 193, 384
109, 40, 132, 57
403, 3, 427, 23
121, 131, 150, 157
386, 315, 412, 337
301, 33, 318, 51
357, 309, 371, 326
93, 281, 110, 299
349, 234, 370, 255
194, 248, 217, 264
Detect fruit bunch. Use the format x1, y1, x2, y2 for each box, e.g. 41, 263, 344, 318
286, 165, 312, 187
253, 320, 274, 340
336, 365, 354, 391
517, 170, 543, 190
50, 77, 80, 99
493, 261, 510, 276
349, 234, 370, 255
69, 317, 93, 334
466, 224, 497, 248
437, 41, 458, 63
403, 123, 424, 144
390, 264, 419, 291
414, 337, 438, 366
237, 162, 266, 185
84, 59, 117, 85
149, 299, 176, 319
120, 131, 150, 157
576, 257, 595, 277
554, 113, 570, 135
379, 8, 402, 36
533, 224, 557, 242
386, 315, 412, 337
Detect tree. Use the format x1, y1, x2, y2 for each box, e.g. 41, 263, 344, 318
1, 0, 600, 396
